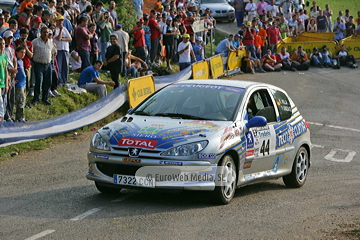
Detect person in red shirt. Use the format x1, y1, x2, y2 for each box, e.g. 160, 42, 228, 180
129, 18, 147, 62
261, 49, 282, 71
243, 21, 257, 58
266, 22, 284, 54
148, 10, 162, 66
276, 47, 297, 71
14, 27, 33, 93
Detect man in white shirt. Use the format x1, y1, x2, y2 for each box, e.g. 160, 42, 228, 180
245, 0, 257, 23
178, 34, 196, 70
31, 27, 56, 105
79, 0, 91, 13
264, 0, 279, 18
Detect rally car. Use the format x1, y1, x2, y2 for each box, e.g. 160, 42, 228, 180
86, 80, 311, 204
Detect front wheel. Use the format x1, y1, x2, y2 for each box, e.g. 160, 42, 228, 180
211, 154, 237, 204
283, 146, 309, 188
95, 181, 122, 194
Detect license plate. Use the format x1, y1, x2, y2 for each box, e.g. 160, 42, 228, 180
113, 174, 155, 188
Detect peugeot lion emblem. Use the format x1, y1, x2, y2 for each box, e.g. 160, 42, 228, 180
128, 148, 142, 157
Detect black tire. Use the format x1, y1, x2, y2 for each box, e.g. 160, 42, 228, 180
211, 154, 237, 205
95, 181, 121, 194
283, 146, 309, 188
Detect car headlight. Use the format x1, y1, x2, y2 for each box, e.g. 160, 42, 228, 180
91, 132, 110, 151
229, 10, 234, 13
161, 141, 208, 156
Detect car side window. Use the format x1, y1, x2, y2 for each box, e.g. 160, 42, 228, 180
271, 89, 292, 121
246, 90, 277, 123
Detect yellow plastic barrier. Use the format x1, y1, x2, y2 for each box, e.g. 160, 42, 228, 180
209, 55, 224, 79
295, 35, 334, 42
227, 49, 246, 71
128, 75, 155, 108
300, 32, 334, 40
192, 60, 210, 79
276, 39, 338, 56
339, 36, 360, 58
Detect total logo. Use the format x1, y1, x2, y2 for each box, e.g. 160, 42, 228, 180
118, 138, 158, 149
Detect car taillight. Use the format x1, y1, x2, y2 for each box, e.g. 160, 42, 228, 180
304, 120, 310, 130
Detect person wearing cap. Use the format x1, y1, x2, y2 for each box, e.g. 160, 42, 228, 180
129, 18, 147, 62
2, 30, 17, 122
14, 28, 33, 94
245, 0, 257, 23
243, 21, 257, 58
148, 10, 162, 66
53, 14, 72, 86
97, 11, 113, 61
28, 17, 42, 41
56, 7, 74, 34
31, 26, 57, 105
41, 9, 53, 28
194, 36, 205, 61
113, 24, 129, 76
178, 33, 196, 70
102, 34, 122, 88
162, 16, 177, 70
232, 34, 243, 50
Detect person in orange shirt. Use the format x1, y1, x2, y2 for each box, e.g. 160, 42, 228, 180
291, 45, 310, 70
20, 0, 33, 13
254, 28, 262, 59
257, 22, 267, 58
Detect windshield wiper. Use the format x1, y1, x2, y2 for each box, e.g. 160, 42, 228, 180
154, 113, 208, 120
132, 110, 152, 116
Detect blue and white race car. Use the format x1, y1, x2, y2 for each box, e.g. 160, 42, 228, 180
87, 79, 311, 204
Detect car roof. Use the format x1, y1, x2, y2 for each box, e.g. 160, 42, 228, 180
174, 79, 274, 89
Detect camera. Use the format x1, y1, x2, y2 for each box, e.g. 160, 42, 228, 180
105, 15, 109, 19
20, 37, 26, 42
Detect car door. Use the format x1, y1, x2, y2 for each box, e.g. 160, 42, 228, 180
241, 88, 284, 178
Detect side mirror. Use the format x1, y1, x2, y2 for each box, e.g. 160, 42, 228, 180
127, 108, 133, 114
245, 116, 267, 129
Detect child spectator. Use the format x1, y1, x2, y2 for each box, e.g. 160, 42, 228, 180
14, 46, 27, 122
88, 23, 99, 65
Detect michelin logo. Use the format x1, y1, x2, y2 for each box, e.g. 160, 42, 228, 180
198, 153, 216, 159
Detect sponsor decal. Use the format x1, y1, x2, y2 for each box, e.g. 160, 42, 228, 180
198, 153, 216, 159
244, 170, 272, 182
283, 156, 289, 166
243, 161, 252, 169
181, 130, 191, 135
246, 131, 254, 149
219, 126, 233, 149
93, 154, 109, 159
118, 138, 158, 149
277, 120, 307, 148
182, 120, 220, 129
272, 155, 281, 173
159, 160, 183, 166
139, 124, 165, 135
245, 150, 254, 157
234, 128, 240, 136
128, 148, 142, 157
123, 158, 141, 163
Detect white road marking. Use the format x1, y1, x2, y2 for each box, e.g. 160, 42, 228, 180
70, 208, 101, 221
308, 122, 360, 133
324, 149, 356, 163
312, 144, 324, 148
24, 230, 55, 240
111, 194, 133, 203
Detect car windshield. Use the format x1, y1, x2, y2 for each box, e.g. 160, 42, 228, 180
132, 84, 244, 121
201, 0, 228, 4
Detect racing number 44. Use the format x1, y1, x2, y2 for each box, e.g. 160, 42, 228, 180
260, 139, 270, 156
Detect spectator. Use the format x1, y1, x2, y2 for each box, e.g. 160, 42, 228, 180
41, 10, 53, 28
296, 18, 305, 35
257, 22, 267, 56
113, 24, 129, 76
18, 5, 33, 30
53, 15, 72, 85
0, 14, 9, 35
47, 29, 61, 98
264, 0, 279, 18
241, 50, 266, 74
14, 28, 33, 94
194, 36, 205, 61
321, 45, 340, 69
309, 47, 324, 68
261, 49, 282, 71
70, 50, 82, 72
93, 1, 104, 22
298, 9, 308, 23
88, 23, 99, 65
129, 18, 147, 62
102, 34, 122, 88
31, 26, 56, 106
162, 16, 177, 70
316, 10, 328, 33
125, 49, 148, 78
307, 18, 317, 32
75, 16, 92, 70
324, 4, 333, 32
1, 19, 20, 40
333, 17, 346, 41
291, 45, 310, 70
257, 0, 268, 20
77, 60, 115, 98
178, 33, 196, 71
267, 22, 283, 54
108, 1, 118, 27
309, 6, 319, 19
344, 9, 350, 23
48, 0, 56, 13
232, 34, 243, 50
245, 0, 257, 23
356, 11, 360, 27
335, 45, 358, 68
28, 16, 42, 41
2, 10, 10, 26
279, 0, 293, 20
79, 0, 91, 14
345, 16, 355, 37
34, 5, 44, 18
279, 17, 289, 39
20, 0, 33, 14
133, 0, 144, 18
356, 25, 360, 35
276, 47, 297, 71
0, 38, 8, 122
143, 17, 152, 62
56, 7, 74, 35
14, 46, 27, 122
243, 21, 256, 58
97, 11, 113, 61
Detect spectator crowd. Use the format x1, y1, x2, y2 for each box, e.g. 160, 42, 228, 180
0, 0, 359, 123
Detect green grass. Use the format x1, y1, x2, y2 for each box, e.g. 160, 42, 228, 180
311, 0, 360, 22
206, 29, 229, 58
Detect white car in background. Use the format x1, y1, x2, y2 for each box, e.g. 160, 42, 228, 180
199, 0, 235, 22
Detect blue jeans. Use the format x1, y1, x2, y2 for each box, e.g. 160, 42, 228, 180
100, 41, 109, 61
311, 56, 321, 65
179, 62, 191, 71
56, 50, 69, 84
126, 67, 138, 78
33, 62, 52, 102
245, 44, 256, 59
328, 21, 333, 33
235, 11, 244, 27
78, 50, 91, 70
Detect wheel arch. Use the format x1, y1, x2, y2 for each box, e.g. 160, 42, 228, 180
300, 143, 311, 168
223, 149, 240, 173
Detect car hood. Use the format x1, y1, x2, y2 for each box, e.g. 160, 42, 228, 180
99, 116, 231, 150
200, 3, 234, 11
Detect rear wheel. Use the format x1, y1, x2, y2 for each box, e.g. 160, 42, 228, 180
95, 181, 122, 194
283, 147, 309, 188
211, 154, 237, 204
